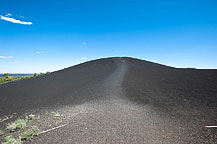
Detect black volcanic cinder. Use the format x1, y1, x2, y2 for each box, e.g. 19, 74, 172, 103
0, 57, 217, 143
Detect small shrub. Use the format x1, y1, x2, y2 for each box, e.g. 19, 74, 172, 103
4, 73, 9, 78
0, 116, 9, 122
0, 129, 4, 136
36, 115, 40, 119
51, 112, 61, 117
21, 126, 39, 141
28, 114, 36, 120
7, 119, 27, 132
2, 135, 21, 144
55, 119, 63, 125
39, 72, 44, 76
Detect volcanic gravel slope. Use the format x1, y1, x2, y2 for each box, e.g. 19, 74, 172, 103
0, 57, 217, 143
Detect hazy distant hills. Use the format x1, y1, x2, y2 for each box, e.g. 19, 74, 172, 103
0, 74, 33, 77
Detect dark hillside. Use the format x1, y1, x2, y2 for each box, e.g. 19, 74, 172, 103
0, 57, 217, 143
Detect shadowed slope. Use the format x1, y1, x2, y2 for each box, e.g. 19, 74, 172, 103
122, 57, 217, 143
123, 57, 217, 109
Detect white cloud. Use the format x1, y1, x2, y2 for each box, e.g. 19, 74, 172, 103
5, 13, 12, 16
81, 57, 87, 60
36, 51, 45, 54
82, 42, 87, 45
0, 56, 12, 59
0, 15, 32, 25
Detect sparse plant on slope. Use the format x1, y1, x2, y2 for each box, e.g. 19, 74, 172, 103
52, 112, 61, 117
0, 75, 31, 83
39, 72, 44, 75
4, 73, 9, 78
0, 129, 4, 136
20, 126, 39, 141
7, 119, 27, 132
0, 71, 52, 83
2, 135, 21, 144
27, 114, 36, 120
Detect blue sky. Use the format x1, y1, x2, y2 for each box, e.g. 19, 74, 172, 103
0, 0, 217, 73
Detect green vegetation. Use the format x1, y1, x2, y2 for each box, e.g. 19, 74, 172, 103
7, 119, 27, 132
6, 114, 40, 132
33, 73, 37, 76
0, 74, 32, 83
1, 112, 66, 143
2, 114, 41, 143
4, 73, 9, 78
0, 112, 67, 143
20, 126, 39, 141
0, 129, 4, 136
46, 72, 51, 74
36, 115, 40, 119
28, 114, 36, 120
0, 72, 51, 84
2, 127, 39, 143
55, 119, 63, 125
0, 116, 9, 122
52, 112, 61, 117
2, 135, 21, 144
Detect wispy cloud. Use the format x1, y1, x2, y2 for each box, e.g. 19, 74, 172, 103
81, 57, 87, 60
0, 15, 32, 25
82, 42, 87, 45
14, 60, 19, 63
5, 13, 12, 16
36, 51, 45, 54
0, 56, 12, 59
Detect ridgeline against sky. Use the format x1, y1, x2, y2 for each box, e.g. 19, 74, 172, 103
0, 0, 217, 73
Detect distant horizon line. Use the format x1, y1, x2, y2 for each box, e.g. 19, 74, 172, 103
0, 57, 216, 73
